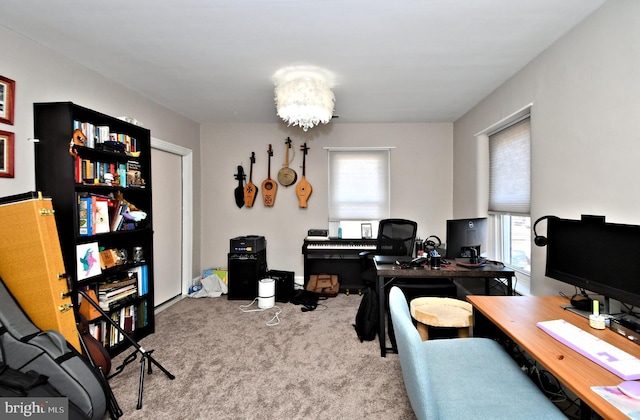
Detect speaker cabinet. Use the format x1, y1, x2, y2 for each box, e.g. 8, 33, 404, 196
266, 270, 295, 303
227, 250, 267, 300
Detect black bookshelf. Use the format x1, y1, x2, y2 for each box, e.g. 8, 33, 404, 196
34, 102, 155, 356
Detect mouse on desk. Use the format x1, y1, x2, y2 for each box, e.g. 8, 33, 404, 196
618, 381, 640, 399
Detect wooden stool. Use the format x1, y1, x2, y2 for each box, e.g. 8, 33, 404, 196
410, 297, 473, 341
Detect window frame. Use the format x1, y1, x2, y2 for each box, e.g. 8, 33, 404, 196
477, 105, 532, 293
325, 147, 392, 238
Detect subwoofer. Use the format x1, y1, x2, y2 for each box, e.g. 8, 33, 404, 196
227, 250, 267, 300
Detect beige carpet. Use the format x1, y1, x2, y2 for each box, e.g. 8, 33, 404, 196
106, 293, 415, 419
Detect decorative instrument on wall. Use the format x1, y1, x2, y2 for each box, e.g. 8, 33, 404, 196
261, 144, 277, 207
277, 137, 297, 187
243, 152, 258, 207
296, 143, 312, 208
234, 165, 246, 208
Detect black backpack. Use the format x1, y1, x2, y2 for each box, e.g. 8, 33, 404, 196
353, 288, 379, 342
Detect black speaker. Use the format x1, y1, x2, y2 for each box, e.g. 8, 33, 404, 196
228, 250, 267, 300
266, 269, 295, 303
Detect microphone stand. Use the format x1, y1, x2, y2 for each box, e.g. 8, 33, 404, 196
75, 286, 175, 410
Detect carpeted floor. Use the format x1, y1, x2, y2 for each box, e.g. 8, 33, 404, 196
105, 293, 415, 419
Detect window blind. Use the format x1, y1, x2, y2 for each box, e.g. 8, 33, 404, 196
489, 118, 531, 214
328, 149, 390, 220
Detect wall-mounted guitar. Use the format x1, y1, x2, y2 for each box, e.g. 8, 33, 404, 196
243, 152, 258, 207
261, 144, 277, 207
296, 143, 312, 208
277, 137, 297, 187
234, 165, 246, 208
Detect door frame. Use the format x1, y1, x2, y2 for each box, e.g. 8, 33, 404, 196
151, 137, 193, 297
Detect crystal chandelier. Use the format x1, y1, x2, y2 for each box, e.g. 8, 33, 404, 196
273, 66, 335, 132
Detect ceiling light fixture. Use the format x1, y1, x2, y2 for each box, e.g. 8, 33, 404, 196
273, 65, 335, 132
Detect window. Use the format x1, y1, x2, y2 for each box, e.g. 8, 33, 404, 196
327, 148, 390, 238
486, 110, 531, 276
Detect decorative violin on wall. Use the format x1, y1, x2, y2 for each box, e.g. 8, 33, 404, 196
243, 152, 258, 207
234, 165, 246, 208
277, 137, 297, 187
296, 143, 312, 208
261, 144, 277, 207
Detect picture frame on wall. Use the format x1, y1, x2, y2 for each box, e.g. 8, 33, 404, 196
0, 130, 14, 178
361, 223, 372, 239
0, 75, 15, 125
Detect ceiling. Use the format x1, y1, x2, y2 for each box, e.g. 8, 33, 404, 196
0, 0, 606, 125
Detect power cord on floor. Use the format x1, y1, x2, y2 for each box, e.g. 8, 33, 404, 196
239, 299, 282, 326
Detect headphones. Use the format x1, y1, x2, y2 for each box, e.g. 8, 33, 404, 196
424, 235, 442, 248
533, 215, 558, 247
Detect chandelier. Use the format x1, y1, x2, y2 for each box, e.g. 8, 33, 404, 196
273, 66, 335, 132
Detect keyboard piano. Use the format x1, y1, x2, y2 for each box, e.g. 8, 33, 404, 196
302, 239, 377, 255
302, 238, 378, 294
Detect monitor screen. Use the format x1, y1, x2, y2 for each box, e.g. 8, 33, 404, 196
545, 216, 640, 309
445, 217, 488, 259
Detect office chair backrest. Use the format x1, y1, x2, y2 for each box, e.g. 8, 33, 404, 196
376, 219, 417, 257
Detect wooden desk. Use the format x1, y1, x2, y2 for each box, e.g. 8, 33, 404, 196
468, 295, 638, 420
375, 259, 514, 357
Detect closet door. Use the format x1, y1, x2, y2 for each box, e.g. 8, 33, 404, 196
151, 148, 182, 306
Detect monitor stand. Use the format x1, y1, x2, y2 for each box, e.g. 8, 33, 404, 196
560, 296, 611, 319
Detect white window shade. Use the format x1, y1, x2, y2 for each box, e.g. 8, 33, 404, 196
328, 149, 390, 220
489, 118, 531, 214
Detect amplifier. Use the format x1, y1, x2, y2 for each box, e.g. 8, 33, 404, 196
228, 250, 267, 300
230, 235, 266, 253
308, 229, 328, 237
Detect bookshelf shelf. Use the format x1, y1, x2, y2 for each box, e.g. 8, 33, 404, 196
34, 102, 155, 357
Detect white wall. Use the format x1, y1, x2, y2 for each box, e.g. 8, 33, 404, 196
453, 0, 640, 296
0, 26, 203, 279
200, 122, 453, 278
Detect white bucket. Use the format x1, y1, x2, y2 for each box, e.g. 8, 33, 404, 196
258, 278, 275, 309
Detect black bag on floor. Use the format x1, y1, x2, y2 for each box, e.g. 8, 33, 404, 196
0, 277, 107, 420
353, 287, 379, 342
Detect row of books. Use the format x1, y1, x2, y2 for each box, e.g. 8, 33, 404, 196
87, 300, 149, 348
74, 156, 145, 188
129, 265, 149, 296
78, 193, 141, 236
73, 120, 140, 153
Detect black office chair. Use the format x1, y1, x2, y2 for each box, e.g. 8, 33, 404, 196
360, 219, 418, 286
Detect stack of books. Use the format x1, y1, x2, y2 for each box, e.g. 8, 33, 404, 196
98, 277, 138, 310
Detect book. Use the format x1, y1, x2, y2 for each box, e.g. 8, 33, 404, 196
78, 195, 92, 236
93, 197, 110, 234
126, 161, 145, 188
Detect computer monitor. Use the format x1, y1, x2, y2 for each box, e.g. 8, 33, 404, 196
545, 215, 640, 311
445, 217, 488, 259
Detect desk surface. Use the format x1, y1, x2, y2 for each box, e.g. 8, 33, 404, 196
468, 295, 638, 420
375, 259, 515, 278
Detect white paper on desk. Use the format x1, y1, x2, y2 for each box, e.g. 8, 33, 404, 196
592, 385, 640, 419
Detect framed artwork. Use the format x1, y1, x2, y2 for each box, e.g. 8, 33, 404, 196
76, 242, 103, 280
0, 75, 15, 125
361, 223, 372, 239
0, 130, 14, 178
